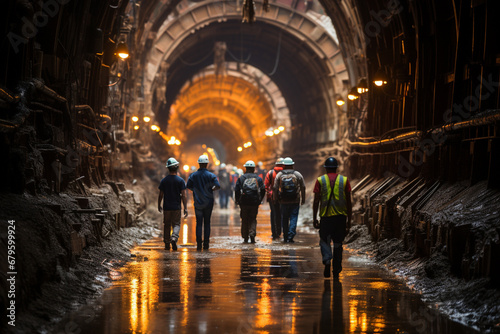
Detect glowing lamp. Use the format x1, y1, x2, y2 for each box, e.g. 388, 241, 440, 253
115, 42, 130, 60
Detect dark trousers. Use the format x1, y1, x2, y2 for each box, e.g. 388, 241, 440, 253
281, 203, 300, 241
219, 190, 229, 208
195, 205, 214, 245
268, 201, 281, 238
319, 215, 347, 274
240, 205, 259, 238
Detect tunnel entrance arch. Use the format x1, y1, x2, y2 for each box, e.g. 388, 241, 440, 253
139, 0, 349, 167
168, 62, 290, 165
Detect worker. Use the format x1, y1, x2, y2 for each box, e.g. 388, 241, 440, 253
265, 157, 284, 240
312, 157, 352, 279
218, 163, 231, 209
272, 157, 306, 243
158, 157, 188, 251
235, 160, 265, 243
187, 155, 221, 251
256, 161, 267, 180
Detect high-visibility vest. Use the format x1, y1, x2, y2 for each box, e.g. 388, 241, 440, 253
318, 174, 348, 217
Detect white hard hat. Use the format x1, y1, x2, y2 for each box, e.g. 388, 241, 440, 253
198, 155, 209, 164
275, 157, 284, 165
283, 157, 294, 165
166, 157, 179, 168
243, 160, 256, 168
220, 163, 226, 169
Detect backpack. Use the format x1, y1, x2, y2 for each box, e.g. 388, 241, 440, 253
240, 175, 260, 205
279, 172, 298, 200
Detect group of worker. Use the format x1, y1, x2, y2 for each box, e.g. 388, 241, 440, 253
158, 154, 352, 279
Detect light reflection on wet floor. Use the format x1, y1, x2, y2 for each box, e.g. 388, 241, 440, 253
57, 205, 478, 334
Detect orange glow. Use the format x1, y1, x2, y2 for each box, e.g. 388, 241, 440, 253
143, 116, 151, 122
182, 223, 188, 245
256, 278, 272, 329
133, 125, 139, 130
132, 116, 139, 122
130, 278, 138, 332
180, 251, 190, 327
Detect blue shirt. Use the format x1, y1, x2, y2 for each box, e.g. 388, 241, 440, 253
186, 168, 220, 208
158, 175, 186, 211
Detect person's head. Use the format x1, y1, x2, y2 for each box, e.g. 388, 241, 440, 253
275, 157, 284, 168
198, 154, 209, 168
282, 157, 294, 169
166, 157, 179, 173
243, 160, 256, 173
323, 157, 339, 173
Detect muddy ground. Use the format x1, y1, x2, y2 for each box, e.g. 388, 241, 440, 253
342, 225, 500, 333
0, 174, 162, 334
2, 177, 499, 333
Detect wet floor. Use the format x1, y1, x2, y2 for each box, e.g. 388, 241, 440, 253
56, 204, 477, 334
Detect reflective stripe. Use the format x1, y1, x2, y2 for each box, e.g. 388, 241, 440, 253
318, 174, 348, 217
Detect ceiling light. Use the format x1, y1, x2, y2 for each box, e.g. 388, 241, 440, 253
115, 42, 129, 60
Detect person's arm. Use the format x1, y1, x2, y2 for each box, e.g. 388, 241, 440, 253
298, 173, 306, 205
212, 174, 221, 190
313, 192, 321, 229
346, 190, 352, 233
181, 189, 188, 217
158, 190, 163, 213
272, 172, 281, 202
234, 177, 242, 204
259, 177, 266, 202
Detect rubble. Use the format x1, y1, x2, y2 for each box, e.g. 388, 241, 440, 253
345, 176, 500, 332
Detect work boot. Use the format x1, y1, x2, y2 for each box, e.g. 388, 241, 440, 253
203, 241, 209, 250
197, 242, 202, 251
324, 262, 331, 278
250, 236, 255, 244
243, 237, 248, 243
171, 240, 177, 251
164, 243, 170, 250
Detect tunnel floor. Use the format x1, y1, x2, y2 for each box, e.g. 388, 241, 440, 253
55, 205, 477, 334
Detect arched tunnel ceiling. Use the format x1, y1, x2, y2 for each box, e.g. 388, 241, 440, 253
140, 0, 349, 152
169, 72, 286, 164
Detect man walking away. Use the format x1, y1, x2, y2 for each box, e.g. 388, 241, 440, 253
265, 157, 284, 240
312, 157, 352, 279
272, 157, 306, 243
218, 163, 231, 209
187, 155, 221, 251
235, 160, 265, 243
158, 157, 188, 251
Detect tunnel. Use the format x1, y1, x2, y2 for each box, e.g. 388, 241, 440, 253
1, 0, 500, 333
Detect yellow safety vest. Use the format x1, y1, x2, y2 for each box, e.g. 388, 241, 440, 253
318, 174, 348, 217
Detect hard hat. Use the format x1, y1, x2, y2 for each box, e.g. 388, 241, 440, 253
258, 161, 263, 166
282, 157, 294, 165
275, 157, 284, 165
220, 163, 226, 169
237, 168, 243, 175
166, 157, 179, 168
323, 157, 339, 168
198, 155, 209, 164
243, 160, 256, 168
